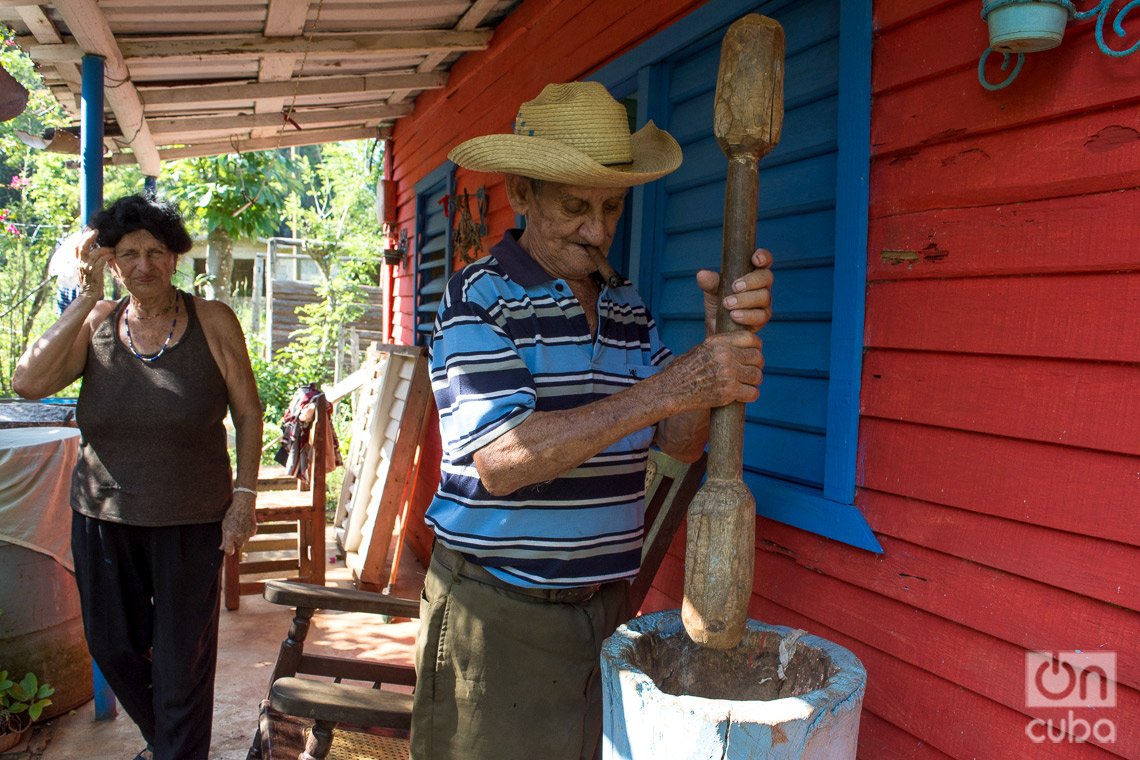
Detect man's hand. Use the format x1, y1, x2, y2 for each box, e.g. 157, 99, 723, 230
661, 330, 764, 408
220, 490, 257, 555
696, 248, 774, 334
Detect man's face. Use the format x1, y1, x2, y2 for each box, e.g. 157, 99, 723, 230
508, 176, 628, 281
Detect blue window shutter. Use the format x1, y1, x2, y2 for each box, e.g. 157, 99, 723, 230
414, 162, 456, 347
593, 0, 881, 553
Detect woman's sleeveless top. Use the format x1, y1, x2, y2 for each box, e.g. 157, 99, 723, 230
72, 291, 233, 526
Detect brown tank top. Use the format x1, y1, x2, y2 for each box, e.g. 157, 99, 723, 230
72, 291, 233, 526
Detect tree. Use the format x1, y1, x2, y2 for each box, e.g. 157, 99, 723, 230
274, 141, 385, 378
0, 29, 75, 393
164, 150, 298, 303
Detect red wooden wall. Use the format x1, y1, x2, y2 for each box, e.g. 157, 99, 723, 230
386, 0, 1139, 757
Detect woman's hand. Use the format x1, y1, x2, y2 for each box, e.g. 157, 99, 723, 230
219, 490, 257, 555
697, 248, 774, 334
76, 229, 112, 302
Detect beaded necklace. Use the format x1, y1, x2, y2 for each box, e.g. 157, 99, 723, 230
124, 291, 180, 362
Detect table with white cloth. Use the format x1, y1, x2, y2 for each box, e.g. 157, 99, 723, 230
0, 426, 93, 718
0, 426, 79, 570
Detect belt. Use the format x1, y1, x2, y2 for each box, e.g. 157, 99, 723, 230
431, 543, 608, 605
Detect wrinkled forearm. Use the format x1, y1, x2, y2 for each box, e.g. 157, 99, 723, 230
232, 410, 262, 491
472, 331, 763, 495
473, 374, 690, 495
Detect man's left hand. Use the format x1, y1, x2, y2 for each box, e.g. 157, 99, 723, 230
220, 491, 257, 555
697, 248, 774, 334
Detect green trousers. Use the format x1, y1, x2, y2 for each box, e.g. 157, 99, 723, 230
410, 547, 629, 760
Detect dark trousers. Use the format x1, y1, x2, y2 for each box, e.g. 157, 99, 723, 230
71, 512, 223, 760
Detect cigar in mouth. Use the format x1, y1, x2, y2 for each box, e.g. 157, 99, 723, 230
586, 247, 622, 288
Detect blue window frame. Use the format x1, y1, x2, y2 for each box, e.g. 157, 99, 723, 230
592, 0, 880, 552
414, 161, 457, 347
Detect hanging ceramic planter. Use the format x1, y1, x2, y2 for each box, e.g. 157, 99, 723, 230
983, 0, 1075, 53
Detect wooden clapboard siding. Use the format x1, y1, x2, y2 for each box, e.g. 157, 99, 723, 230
868, 189, 1140, 280
860, 490, 1137, 610
871, 105, 1140, 217
759, 597, 1123, 759
866, 273, 1140, 362
834, 1, 1138, 755
857, 712, 955, 760
861, 350, 1140, 456
753, 550, 1135, 752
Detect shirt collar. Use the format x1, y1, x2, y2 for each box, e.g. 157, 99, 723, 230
490, 229, 551, 287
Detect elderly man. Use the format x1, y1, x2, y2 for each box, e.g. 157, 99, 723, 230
412, 82, 773, 760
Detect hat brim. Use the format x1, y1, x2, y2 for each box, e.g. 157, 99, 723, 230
447, 121, 683, 188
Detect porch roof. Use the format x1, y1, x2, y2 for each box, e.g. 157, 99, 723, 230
3, 0, 521, 174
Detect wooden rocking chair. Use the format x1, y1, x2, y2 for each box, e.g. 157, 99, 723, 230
248, 449, 707, 760
223, 391, 329, 611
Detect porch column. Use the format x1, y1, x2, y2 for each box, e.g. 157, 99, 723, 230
80, 54, 103, 224
82, 52, 118, 722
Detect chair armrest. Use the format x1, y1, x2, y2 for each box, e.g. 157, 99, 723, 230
263, 579, 420, 618
270, 677, 413, 730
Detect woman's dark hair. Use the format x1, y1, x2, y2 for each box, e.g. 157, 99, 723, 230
91, 194, 193, 254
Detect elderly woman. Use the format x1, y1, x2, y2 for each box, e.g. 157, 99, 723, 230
12, 194, 261, 760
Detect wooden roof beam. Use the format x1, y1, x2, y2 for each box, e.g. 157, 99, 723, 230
30, 30, 493, 64
148, 102, 413, 136
49, 0, 161, 175
392, 0, 499, 105
109, 125, 392, 164
255, 0, 309, 140
138, 71, 447, 109
14, 4, 80, 113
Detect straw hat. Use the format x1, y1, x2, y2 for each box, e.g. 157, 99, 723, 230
447, 82, 683, 188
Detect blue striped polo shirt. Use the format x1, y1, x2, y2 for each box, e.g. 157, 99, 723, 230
426, 230, 673, 588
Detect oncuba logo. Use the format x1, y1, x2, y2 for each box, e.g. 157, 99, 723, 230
1025, 651, 1116, 745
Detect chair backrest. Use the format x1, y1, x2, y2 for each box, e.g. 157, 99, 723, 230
629, 449, 708, 612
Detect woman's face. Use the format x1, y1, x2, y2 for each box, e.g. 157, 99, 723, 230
108, 229, 177, 297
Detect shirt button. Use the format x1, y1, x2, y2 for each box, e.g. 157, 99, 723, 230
555, 283, 565, 292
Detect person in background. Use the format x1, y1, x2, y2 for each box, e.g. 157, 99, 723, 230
12, 193, 262, 760
413, 82, 774, 760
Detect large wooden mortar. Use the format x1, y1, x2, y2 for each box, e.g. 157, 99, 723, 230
601, 610, 865, 759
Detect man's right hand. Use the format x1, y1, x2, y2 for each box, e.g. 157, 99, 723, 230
658, 330, 764, 411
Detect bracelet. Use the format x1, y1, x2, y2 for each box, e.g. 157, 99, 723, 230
233, 486, 258, 496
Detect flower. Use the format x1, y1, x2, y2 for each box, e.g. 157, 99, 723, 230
5, 223, 19, 237
0, 209, 7, 221
9, 176, 30, 189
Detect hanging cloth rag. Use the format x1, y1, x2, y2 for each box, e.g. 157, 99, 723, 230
274, 383, 341, 487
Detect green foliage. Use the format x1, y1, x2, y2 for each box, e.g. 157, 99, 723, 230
0, 611, 55, 734
0, 28, 76, 396
284, 142, 385, 280
0, 671, 54, 728
163, 151, 301, 241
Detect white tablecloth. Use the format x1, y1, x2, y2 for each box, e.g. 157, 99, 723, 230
0, 427, 79, 572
